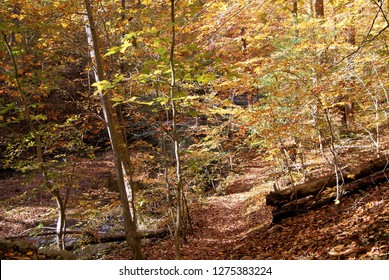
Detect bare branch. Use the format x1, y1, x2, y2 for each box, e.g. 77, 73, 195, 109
334, 1, 389, 69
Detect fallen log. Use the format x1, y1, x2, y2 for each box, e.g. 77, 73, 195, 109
267, 158, 389, 222
4, 229, 87, 240
266, 158, 389, 207
5, 228, 170, 245
271, 169, 389, 222
266, 175, 336, 207
84, 228, 170, 245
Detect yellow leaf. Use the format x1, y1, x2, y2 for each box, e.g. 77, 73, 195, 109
334, 244, 345, 251
11, 14, 24, 20
92, 80, 112, 92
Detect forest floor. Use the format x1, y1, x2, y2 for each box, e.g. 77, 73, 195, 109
1, 129, 389, 260
139, 154, 389, 260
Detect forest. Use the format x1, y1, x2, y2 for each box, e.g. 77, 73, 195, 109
0, 0, 388, 260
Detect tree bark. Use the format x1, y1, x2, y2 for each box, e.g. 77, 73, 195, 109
266, 158, 389, 222
83, 0, 144, 259
267, 158, 389, 205
314, 0, 324, 18
271, 166, 389, 222
292, 0, 299, 37
169, 0, 184, 260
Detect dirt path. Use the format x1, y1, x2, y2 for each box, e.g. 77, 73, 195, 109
181, 192, 250, 259
141, 159, 273, 260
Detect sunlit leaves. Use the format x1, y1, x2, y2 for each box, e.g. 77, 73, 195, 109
196, 73, 216, 84
1, 0, 388, 228
104, 46, 121, 57
92, 80, 114, 93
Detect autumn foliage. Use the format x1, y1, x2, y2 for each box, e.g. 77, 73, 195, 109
0, 0, 388, 259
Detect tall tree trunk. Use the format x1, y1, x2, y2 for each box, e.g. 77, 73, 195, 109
314, 0, 324, 17
83, 0, 144, 259
52, 190, 66, 249
292, 0, 299, 37
169, 0, 184, 260
10, 2, 21, 45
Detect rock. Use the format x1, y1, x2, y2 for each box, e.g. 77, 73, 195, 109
12, 240, 34, 253
56, 249, 75, 260
0, 238, 12, 251
38, 247, 75, 260
0, 238, 13, 259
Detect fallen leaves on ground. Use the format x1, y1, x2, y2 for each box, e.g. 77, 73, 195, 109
1, 148, 389, 260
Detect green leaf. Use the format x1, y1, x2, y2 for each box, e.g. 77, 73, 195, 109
128, 96, 137, 102
197, 73, 216, 84
111, 96, 124, 102
138, 74, 150, 83
120, 40, 132, 53
112, 74, 124, 85
124, 32, 137, 40
156, 47, 166, 55
104, 46, 121, 57
92, 80, 113, 92
226, 72, 241, 80
155, 97, 169, 106
135, 100, 154, 106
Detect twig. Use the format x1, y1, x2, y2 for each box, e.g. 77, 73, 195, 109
335, 1, 389, 69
